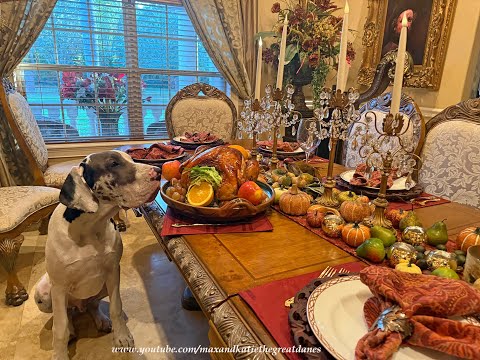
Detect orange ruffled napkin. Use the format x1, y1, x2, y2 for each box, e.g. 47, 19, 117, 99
355, 266, 480, 360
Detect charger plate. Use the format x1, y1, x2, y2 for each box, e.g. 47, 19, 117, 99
339, 170, 415, 191
306, 275, 479, 360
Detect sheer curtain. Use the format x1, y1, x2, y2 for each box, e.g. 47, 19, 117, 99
182, 0, 257, 100
0, 0, 57, 186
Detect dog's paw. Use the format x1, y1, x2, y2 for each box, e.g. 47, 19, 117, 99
89, 307, 112, 333
113, 327, 134, 348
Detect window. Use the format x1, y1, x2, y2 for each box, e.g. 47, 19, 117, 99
15, 0, 228, 142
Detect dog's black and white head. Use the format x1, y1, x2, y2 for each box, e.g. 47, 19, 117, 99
60, 151, 161, 218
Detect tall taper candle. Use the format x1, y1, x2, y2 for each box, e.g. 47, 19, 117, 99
336, 0, 349, 92
255, 37, 263, 99
390, 12, 408, 115
276, 14, 288, 90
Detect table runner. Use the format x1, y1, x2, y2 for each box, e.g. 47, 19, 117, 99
160, 208, 273, 236
238, 262, 366, 360
387, 192, 450, 211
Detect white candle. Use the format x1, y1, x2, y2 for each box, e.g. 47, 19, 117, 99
276, 14, 288, 90
336, 0, 349, 92
390, 12, 408, 115
255, 37, 262, 99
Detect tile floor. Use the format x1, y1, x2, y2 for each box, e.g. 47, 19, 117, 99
0, 213, 210, 360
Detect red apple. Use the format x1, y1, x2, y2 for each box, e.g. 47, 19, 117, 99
238, 181, 266, 205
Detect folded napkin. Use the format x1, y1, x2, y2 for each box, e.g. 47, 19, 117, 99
355, 266, 480, 360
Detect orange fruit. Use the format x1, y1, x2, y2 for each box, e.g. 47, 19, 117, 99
162, 160, 181, 181
228, 145, 250, 159
186, 182, 214, 206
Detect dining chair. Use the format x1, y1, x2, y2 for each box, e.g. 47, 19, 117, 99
165, 83, 237, 140
0, 79, 126, 231
418, 98, 480, 207
342, 92, 425, 170
0, 186, 60, 306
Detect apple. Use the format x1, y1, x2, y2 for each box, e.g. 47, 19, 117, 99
238, 181, 266, 205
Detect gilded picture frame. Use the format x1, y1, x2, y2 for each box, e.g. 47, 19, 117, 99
358, 0, 457, 90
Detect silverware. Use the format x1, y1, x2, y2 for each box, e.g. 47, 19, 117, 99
284, 266, 347, 308
172, 222, 250, 228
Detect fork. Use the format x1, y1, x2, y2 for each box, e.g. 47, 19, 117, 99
284, 266, 347, 308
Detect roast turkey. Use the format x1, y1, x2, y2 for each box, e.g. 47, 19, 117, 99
180, 145, 260, 201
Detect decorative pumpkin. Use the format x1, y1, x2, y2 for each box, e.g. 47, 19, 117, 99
395, 261, 422, 274
337, 191, 358, 204
306, 205, 341, 228
339, 200, 372, 223
341, 223, 370, 247
456, 227, 480, 252
279, 184, 311, 216
357, 195, 370, 204
386, 208, 408, 228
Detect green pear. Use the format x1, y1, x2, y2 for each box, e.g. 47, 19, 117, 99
370, 226, 397, 247
399, 211, 422, 231
356, 238, 386, 263
426, 220, 448, 246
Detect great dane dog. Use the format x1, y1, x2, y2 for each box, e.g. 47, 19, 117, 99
34, 151, 161, 360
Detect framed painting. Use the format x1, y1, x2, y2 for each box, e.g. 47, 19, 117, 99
358, 0, 457, 90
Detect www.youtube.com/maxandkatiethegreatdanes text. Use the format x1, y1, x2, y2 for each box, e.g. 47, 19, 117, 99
112, 344, 322, 356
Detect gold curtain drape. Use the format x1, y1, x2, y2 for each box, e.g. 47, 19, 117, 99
0, 0, 57, 186
182, 0, 258, 100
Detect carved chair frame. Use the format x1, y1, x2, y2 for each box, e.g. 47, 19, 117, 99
342, 92, 426, 166
165, 83, 237, 139
0, 78, 45, 185
358, 0, 457, 90
425, 98, 480, 134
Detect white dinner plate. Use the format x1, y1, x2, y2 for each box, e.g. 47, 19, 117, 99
173, 135, 218, 144
306, 275, 479, 360
339, 170, 416, 191
258, 146, 304, 155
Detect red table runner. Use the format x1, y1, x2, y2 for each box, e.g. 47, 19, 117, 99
160, 208, 273, 236
239, 262, 366, 360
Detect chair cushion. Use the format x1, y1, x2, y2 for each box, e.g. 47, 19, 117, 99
0, 186, 60, 232
171, 98, 234, 139
7, 92, 49, 173
44, 159, 80, 188
419, 120, 480, 207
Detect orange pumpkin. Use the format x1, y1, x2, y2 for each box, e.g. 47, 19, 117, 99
342, 223, 371, 247
339, 200, 372, 223
456, 227, 480, 252
357, 195, 370, 204
386, 208, 408, 228
306, 205, 341, 228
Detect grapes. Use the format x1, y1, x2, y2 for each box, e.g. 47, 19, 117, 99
171, 192, 182, 201
166, 186, 175, 197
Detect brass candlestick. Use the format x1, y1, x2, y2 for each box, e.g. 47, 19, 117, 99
315, 88, 360, 208
354, 112, 420, 230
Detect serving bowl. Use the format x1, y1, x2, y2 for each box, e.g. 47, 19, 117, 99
160, 181, 274, 222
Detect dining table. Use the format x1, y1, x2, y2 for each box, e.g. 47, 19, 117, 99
137, 139, 480, 360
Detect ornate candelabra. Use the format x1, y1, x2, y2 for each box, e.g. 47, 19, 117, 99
240, 84, 300, 169
352, 111, 420, 229
239, 99, 265, 160
314, 87, 360, 208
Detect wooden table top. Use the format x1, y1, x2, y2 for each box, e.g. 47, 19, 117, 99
140, 141, 480, 358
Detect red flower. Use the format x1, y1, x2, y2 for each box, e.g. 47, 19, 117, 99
271, 2, 280, 13
308, 53, 319, 68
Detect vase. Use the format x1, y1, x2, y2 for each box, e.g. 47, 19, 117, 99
97, 111, 122, 137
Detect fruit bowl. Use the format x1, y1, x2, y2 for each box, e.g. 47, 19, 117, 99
160, 181, 274, 222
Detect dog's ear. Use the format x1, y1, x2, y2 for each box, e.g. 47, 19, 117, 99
59, 166, 98, 213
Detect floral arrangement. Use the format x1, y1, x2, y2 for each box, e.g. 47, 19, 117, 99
261, 0, 355, 107
61, 72, 151, 114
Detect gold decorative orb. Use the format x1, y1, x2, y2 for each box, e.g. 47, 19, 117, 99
387, 242, 417, 267
321, 214, 345, 238
426, 250, 457, 271
402, 226, 427, 246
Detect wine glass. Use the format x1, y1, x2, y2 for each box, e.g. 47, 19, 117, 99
296, 118, 321, 163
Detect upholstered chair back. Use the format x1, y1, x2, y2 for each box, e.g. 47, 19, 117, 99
418, 98, 480, 207
342, 92, 425, 169
165, 83, 237, 140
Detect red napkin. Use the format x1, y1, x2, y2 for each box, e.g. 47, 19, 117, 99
160, 208, 273, 236
239, 261, 366, 360
355, 266, 480, 360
